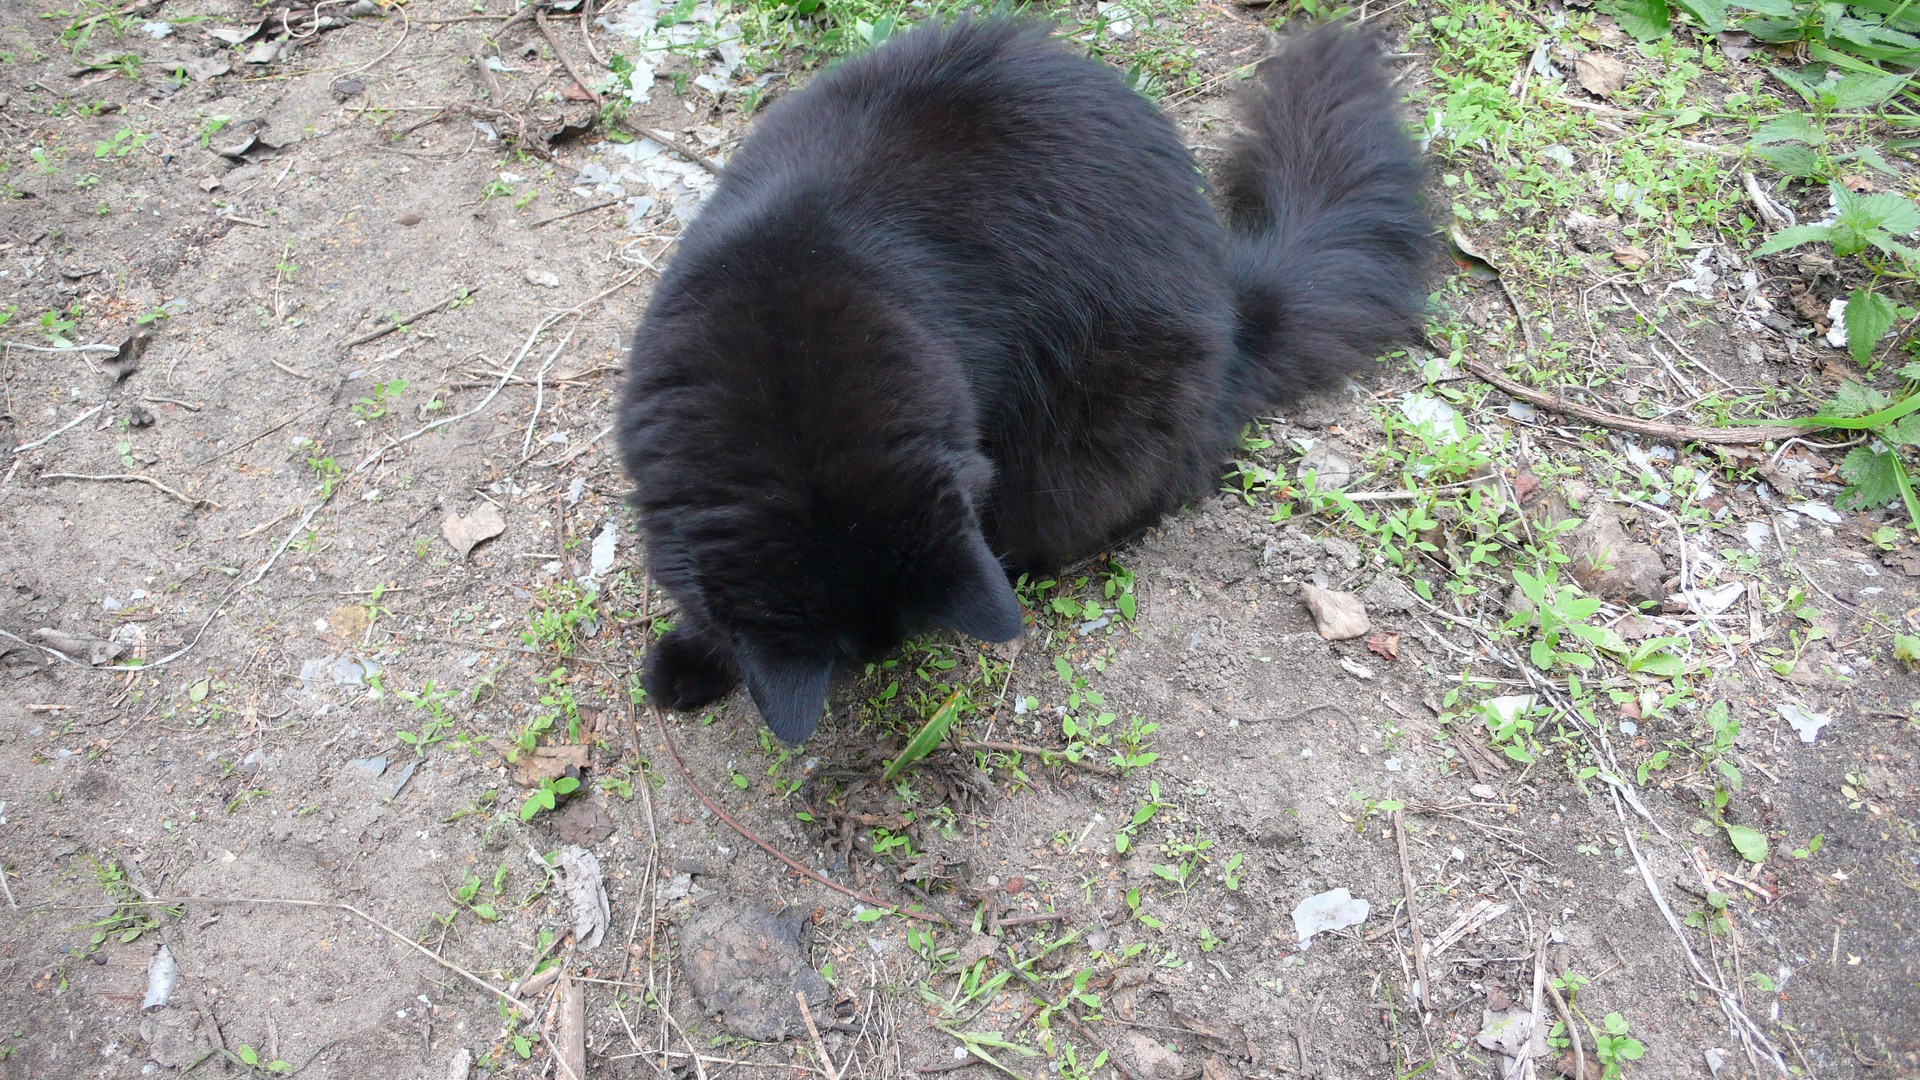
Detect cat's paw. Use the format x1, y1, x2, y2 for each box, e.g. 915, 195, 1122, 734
643, 629, 741, 710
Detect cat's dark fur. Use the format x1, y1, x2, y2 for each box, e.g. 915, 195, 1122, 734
618, 19, 1428, 743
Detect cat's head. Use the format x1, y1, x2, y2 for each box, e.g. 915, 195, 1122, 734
621, 273, 1023, 743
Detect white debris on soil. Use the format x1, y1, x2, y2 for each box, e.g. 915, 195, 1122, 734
141, 945, 177, 1010
583, 520, 618, 588
1779, 702, 1832, 744
1291, 887, 1369, 947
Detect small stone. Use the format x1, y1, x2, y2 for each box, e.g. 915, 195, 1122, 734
1300, 585, 1370, 640
397, 211, 424, 227
1470, 783, 1497, 800
1123, 1032, 1185, 1079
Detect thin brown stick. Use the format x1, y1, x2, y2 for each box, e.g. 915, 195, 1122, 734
532, 197, 621, 227
343, 284, 482, 349
1464, 359, 1811, 444
622, 122, 723, 176
580, 0, 607, 66
1392, 809, 1433, 1018
41, 472, 213, 508
648, 703, 952, 926
1545, 970, 1586, 1080
142, 394, 203, 412
473, 38, 504, 101
536, 8, 600, 105
958, 741, 1117, 778
797, 992, 839, 1079
998, 912, 1068, 928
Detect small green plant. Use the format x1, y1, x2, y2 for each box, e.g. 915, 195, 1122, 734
1109, 714, 1160, 773
522, 582, 596, 653
476, 177, 514, 207
92, 126, 149, 159
1754, 180, 1919, 264
1790, 832, 1825, 859
198, 115, 231, 147
1506, 565, 1616, 671
306, 451, 341, 498
1102, 560, 1138, 621
1114, 780, 1168, 855
1590, 1012, 1645, 1078
396, 678, 455, 755
520, 775, 579, 820
1765, 369, 1920, 529
40, 308, 78, 348
1150, 829, 1214, 891
227, 1045, 292, 1074
352, 377, 407, 422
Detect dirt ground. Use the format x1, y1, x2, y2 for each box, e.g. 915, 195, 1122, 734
1, 0, 1917, 1078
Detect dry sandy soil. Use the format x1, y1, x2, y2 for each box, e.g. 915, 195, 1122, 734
0, 1, 1917, 1078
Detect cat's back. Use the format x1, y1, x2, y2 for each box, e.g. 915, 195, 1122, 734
673, 19, 1212, 274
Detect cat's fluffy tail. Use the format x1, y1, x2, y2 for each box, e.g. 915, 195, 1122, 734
1218, 24, 1429, 414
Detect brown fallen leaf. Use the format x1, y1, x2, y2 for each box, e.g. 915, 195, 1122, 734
495, 742, 590, 788
552, 799, 615, 847
1611, 245, 1650, 269
1365, 632, 1401, 660
1841, 174, 1875, 194
560, 82, 595, 101
198, 176, 222, 192
1574, 52, 1626, 97
443, 503, 505, 559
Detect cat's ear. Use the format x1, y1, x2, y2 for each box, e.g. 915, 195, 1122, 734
933, 530, 1024, 643
739, 645, 833, 746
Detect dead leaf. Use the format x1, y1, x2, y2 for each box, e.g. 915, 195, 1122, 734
560, 82, 595, 101
551, 845, 610, 949
1612, 245, 1651, 269
551, 799, 615, 847
101, 332, 151, 382
1574, 53, 1626, 96
180, 57, 230, 82
1882, 547, 1920, 576
1365, 632, 1400, 660
1841, 174, 1875, 194
325, 604, 370, 643
443, 503, 506, 559
198, 175, 222, 192
496, 743, 589, 788
1202, 1055, 1238, 1080
1448, 224, 1502, 281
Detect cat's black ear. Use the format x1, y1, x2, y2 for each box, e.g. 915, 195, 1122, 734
739, 645, 833, 745
934, 531, 1024, 643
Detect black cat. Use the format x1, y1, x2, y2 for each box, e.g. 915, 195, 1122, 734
618, 18, 1428, 743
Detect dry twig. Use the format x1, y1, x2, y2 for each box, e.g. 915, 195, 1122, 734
1465, 359, 1810, 445
41, 472, 213, 508
1393, 809, 1434, 1018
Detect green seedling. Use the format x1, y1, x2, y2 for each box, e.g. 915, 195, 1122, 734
520, 775, 579, 820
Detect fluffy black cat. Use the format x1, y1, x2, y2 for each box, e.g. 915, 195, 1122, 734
618, 19, 1428, 743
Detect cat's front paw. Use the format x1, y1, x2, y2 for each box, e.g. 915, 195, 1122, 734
643, 629, 741, 710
